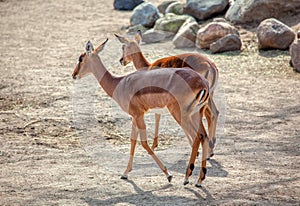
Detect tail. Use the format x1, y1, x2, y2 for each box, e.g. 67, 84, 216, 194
196, 88, 209, 108
187, 88, 209, 113
206, 61, 219, 92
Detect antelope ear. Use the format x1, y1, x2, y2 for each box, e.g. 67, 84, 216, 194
94, 38, 109, 54
134, 30, 142, 44
85, 40, 94, 56
114, 33, 129, 44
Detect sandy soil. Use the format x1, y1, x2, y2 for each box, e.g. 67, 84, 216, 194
1, 0, 300, 205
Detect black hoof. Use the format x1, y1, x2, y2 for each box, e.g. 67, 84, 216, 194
183, 179, 189, 185
120, 175, 128, 180
195, 183, 202, 188
167, 174, 173, 183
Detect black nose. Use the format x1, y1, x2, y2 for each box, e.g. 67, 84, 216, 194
119, 58, 124, 66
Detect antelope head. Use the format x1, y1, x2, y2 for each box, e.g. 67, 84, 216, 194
72, 39, 108, 79
114, 30, 142, 66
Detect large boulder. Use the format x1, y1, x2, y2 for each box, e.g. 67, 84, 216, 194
157, 1, 177, 14
256, 18, 296, 50
196, 21, 239, 49
114, 0, 144, 11
165, 2, 185, 15
226, 0, 300, 25
210, 34, 242, 53
290, 39, 300, 73
173, 20, 199, 48
130, 2, 160, 27
183, 0, 229, 21
154, 13, 195, 34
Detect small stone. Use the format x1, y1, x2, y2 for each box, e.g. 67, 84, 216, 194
142, 29, 167, 43
210, 34, 242, 53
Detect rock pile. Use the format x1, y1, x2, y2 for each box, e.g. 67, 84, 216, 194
121, 0, 299, 69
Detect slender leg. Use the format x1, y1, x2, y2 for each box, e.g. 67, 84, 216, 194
207, 96, 219, 157
195, 132, 209, 187
137, 115, 172, 182
183, 134, 201, 185
204, 105, 213, 158
121, 119, 138, 179
151, 113, 161, 150
195, 112, 209, 187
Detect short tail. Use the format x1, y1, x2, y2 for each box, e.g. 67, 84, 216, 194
196, 88, 209, 107
187, 88, 209, 112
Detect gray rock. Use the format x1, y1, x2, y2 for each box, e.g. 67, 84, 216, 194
183, 0, 229, 20
157, 1, 177, 14
114, 0, 144, 11
210, 34, 242, 53
290, 39, 300, 72
173, 20, 199, 48
226, 0, 300, 25
196, 21, 239, 49
142, 29, 167, 43
154, 13, 195, 34
127, 24, 148, 34
165, 2, 185, 15
256, 18, 296, 50
130, 2, 160, 27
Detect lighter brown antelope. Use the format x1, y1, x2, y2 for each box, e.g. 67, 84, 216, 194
115, 31, 219, 157
72, 39, 210, 187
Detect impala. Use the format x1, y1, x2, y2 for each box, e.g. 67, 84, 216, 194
72, 39, 210, 187
115, 31, 219, 157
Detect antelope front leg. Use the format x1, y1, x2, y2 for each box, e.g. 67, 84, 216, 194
121, 120, 138, 180
151, 113, 161, 150
137, 116, 172, 182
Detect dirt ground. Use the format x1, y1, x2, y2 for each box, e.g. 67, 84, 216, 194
1, 0, 300, 205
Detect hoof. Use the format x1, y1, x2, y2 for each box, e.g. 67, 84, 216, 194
183, 179, 189, 185
167, 174, 173, 183
195, 183, 202, 188
210, 153, 214, 157
120, 174, 128, 180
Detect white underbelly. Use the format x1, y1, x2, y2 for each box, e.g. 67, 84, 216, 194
147, 107, 168, 114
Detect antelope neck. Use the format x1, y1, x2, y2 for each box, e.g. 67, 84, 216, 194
92, 56, 121, 98
132, 50, 150, 70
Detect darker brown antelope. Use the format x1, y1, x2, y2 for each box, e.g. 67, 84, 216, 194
72, 39, 210, 187
115, 31, 219, 158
